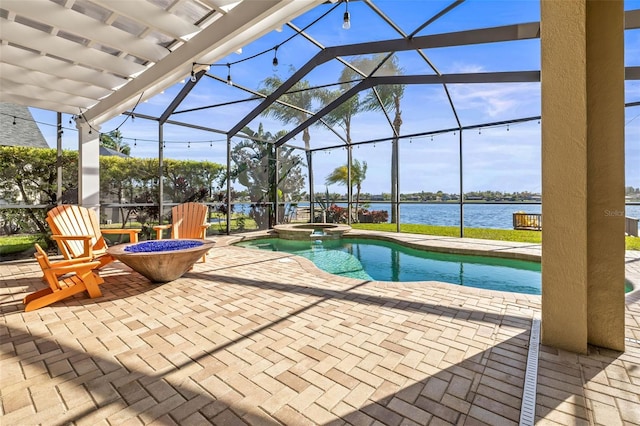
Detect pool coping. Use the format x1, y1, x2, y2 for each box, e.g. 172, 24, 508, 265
217, 229, 640, 297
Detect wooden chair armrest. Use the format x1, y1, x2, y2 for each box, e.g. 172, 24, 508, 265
153, 224, 172, 240
49, 260, 102, 275
49, 256, 96, 267
51, 235, 92, 241
101, 228, 142, 243
51, 235, 93, 257
153, 225, 172, 230
101, 229, 141, 235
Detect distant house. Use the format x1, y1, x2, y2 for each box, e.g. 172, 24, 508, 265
100, 146, 128, 158
0, 103, 48, 148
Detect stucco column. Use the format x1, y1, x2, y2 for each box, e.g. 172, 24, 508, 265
541, 0, 625, 353
76, 118, 101, 214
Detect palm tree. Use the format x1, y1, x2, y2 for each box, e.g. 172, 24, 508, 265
260, 75, 320, 152
351, 54, 405, 223
260, 74, 329, 219
325, 159, 368, 220
321, 64, 363, 145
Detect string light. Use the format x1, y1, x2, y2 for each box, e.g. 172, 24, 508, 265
12, 116, 16, 125
190, 62, 197, 83
478, 128, 482, 134
226, 64, 233, 86
507, 124, 510, 131
272, 45, 279, 69
342, 0, 351, 30
186, 3, 339, 83
188, 141, 191, 148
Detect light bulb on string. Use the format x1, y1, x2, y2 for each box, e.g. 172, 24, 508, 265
190, 70, 197, 83
188, 141, 191, 148
478, 128, 482, 134
134, 139, 137, 147
342, 0, 350, 30
12, 116, 16, 125
507, 124, 510, 131
272, 45, 279, 70
226, 64, 233, 86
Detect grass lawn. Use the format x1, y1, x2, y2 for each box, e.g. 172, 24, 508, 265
352, 223, 640, 250
0, 234, 46, 256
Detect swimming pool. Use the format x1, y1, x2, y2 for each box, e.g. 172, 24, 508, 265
236, 237, 545, 294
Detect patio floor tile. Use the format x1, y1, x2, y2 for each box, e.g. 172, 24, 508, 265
1, 234, 639, 425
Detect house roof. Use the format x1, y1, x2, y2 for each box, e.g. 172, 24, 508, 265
0, 102, 49, 148
0, 0, 327, 125
99, 145, 128, 157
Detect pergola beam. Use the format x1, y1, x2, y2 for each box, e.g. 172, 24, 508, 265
83, 0, 324, 124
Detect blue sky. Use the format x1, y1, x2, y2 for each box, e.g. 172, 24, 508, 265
30, 0, 640, 195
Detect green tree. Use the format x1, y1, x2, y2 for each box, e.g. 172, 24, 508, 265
100, 156, 140, 224
260, 76, 322, 151
100, 130, 130, 155
325, 159, 368, 220
260, 73, 327, 209
231, 124, 305, 227
321, 58, 371, 145
163, 159, 223, 204
0, 146, 77, 235
352, 54, 405, 223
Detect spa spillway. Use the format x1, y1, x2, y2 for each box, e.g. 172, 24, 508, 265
272, 223, 351, 240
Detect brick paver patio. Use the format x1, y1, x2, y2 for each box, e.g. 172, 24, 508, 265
1, 233, 639, 425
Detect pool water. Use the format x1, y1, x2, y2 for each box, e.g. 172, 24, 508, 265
236, 237, 544, 294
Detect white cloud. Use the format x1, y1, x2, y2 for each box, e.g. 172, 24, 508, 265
449, 82, 540, 119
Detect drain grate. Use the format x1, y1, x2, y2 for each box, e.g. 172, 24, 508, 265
519, 318, 541, 426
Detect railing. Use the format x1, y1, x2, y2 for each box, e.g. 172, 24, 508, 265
513, 212, 542, 231
627, 216, 639, 237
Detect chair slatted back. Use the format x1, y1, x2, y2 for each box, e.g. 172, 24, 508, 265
171, 202, 208, 239
46, 205, 107, 259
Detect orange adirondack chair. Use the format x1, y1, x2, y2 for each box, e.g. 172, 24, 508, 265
153, 202, 211, 261
23, 244, 104, 311
46, 205, 141, 268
